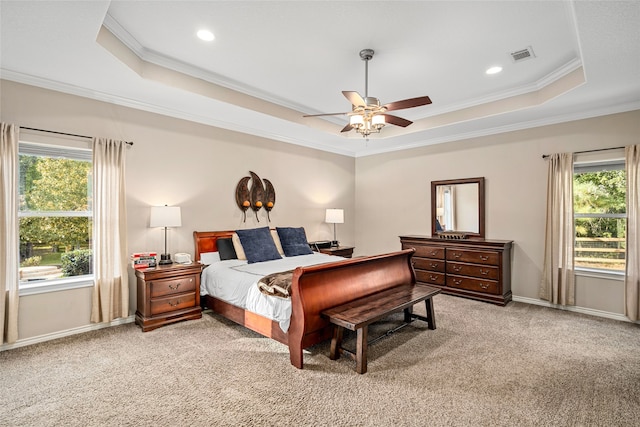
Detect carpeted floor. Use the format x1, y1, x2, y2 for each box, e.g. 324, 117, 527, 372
1, 294, 639, 426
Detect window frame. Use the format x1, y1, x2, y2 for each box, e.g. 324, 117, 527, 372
17, 137, 94, 294
573, 155, 626, 276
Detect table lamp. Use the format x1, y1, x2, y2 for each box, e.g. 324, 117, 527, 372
150, 205, 182, 265
325, 208, 344, 248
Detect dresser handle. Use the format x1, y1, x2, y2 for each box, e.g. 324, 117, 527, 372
480, 269, 489, 275
479, 255, 489, 261
453, 265, 461, 272
430, 251, 438, 256
169, 283, 181, 290
168, 299, 181, 307
453, 278, 462, 285
430, 263, 438, 269
430, 275, 438, 281
479, 283, 490, 290
452, 252, 462, 259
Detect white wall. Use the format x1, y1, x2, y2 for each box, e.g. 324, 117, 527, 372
1, 80, 355, 341
355, 110, 640, 315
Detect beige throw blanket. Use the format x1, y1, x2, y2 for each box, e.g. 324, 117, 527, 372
257, 270, 293, 299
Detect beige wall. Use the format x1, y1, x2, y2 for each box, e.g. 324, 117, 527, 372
355, 110, 640, 314
1, 80, 355, 341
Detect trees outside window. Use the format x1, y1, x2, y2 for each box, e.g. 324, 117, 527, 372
574, 161, 626, 272
18, 143, 93, 284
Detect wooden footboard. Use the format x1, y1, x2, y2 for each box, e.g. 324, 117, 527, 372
193, 230, 416, 369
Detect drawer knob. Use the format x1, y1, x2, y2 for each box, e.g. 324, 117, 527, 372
430, 251, 438, 256
430, 263, 438, 269
479, 283, 489, 290
453, 265, 461, 272
430, 275, 438, 281
168, 299, 181, 307
479, 255, 489, 261
480, 269, 489, 276
453, 279, 462, 285
452, 252, 462, 259
169, 283, 181, 290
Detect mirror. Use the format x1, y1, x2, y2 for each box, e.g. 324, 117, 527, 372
431, 177, 485, 238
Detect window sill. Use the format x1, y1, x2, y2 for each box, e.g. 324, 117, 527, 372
19, 276, 94, 296
575, 268, 625, 281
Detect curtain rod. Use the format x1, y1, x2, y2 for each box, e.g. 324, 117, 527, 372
20, 126, 134, 146
542, 146, 624, 159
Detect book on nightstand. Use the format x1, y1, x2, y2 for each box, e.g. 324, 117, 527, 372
130, 252, 158, 269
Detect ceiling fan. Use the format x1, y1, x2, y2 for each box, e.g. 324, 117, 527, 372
303, 49, 432, 138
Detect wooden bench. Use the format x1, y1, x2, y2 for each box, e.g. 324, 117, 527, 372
321, 283, 440, 374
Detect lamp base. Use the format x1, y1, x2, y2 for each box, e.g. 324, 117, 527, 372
330, 240, 339, 248
159, 253, 173, 265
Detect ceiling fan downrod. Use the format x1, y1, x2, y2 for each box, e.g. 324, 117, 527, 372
360, 49, 374, 99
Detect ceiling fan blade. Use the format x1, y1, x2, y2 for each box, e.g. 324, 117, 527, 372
303, 112, 349, 117
342, 91, 365, 107
340, 123, 353, 133
383, 96, 432, 112
382, 114, 413, 128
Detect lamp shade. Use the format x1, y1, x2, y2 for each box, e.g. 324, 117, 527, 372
149, 206, 182, 228
325, 208, 344, 224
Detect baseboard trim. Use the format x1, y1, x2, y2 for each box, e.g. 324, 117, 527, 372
0, 315, 135, 352
512, 296, 636, 323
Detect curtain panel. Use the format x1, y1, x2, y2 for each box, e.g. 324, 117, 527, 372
91, 138, 129, 323
625, 145, 640, 321
540, 152, 576, 305
0, 123, 20, 344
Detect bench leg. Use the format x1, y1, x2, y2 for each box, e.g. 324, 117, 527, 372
403, 306, 413, 323
425, 297, 436, 330
356, 326, 368, 374
329, 326, 344, 360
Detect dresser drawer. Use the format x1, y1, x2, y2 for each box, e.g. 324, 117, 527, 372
413, 258, 445, 272
403, 244, 445, 259
150, 292, 197, 315
447, 275, 500, 294
446, 262, 499, 280
150, 275, 197, 298
415, 270, 446, 286
446, 249, 499, 265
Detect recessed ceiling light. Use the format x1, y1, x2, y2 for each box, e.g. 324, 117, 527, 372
197, 29, 215, 42
486, 66, 503, 75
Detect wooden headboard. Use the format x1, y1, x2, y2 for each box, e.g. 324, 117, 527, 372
193, 230, 235, 262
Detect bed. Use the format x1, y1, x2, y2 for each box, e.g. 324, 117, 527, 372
193, 229, 416, 369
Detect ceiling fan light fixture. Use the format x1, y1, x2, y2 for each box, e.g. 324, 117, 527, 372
350, 115, 364, 128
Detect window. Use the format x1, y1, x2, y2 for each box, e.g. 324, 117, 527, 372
574, 160, 626, 272
18, 141, 93, 286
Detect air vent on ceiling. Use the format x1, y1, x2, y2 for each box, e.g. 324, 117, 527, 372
510, 46, 536, 63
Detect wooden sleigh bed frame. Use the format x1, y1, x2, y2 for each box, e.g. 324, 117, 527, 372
193, 230, 416, 369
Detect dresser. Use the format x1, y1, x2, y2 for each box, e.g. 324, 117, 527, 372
400, 235, 513, 306
135, 263, 204, 332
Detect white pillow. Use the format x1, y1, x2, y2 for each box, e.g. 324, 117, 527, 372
231, 233, 247, 260
200, 251, 221, 265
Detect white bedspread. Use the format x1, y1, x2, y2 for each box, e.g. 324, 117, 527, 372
200, 252, 342, 332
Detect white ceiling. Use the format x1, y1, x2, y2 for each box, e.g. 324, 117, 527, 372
1, 1, 639, 157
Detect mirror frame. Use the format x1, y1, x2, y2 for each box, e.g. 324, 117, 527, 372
431, 177, 485, 238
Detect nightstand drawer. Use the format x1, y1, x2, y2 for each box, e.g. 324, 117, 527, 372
150, 292, 197, 315
150, 275, 197, 298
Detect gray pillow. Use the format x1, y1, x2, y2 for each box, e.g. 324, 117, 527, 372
235, 227, 282, 264
276, 227, 313, 257
217, 238, 237, 260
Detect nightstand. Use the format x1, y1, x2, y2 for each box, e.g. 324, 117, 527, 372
135, 263, 204, 332
318, 246, 355, 258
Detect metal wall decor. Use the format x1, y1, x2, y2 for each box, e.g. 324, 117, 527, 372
235, 171, 276, 222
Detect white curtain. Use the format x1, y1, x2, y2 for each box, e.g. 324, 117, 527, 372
91, 138, 129, 323
625, 145, 640, 321
540, 152, 576, 305
0, 123, 20, 343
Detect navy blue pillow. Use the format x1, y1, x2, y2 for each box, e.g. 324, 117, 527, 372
276, 227, 313, 257
235, 227, 282, 264
217, 238, 237, 260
